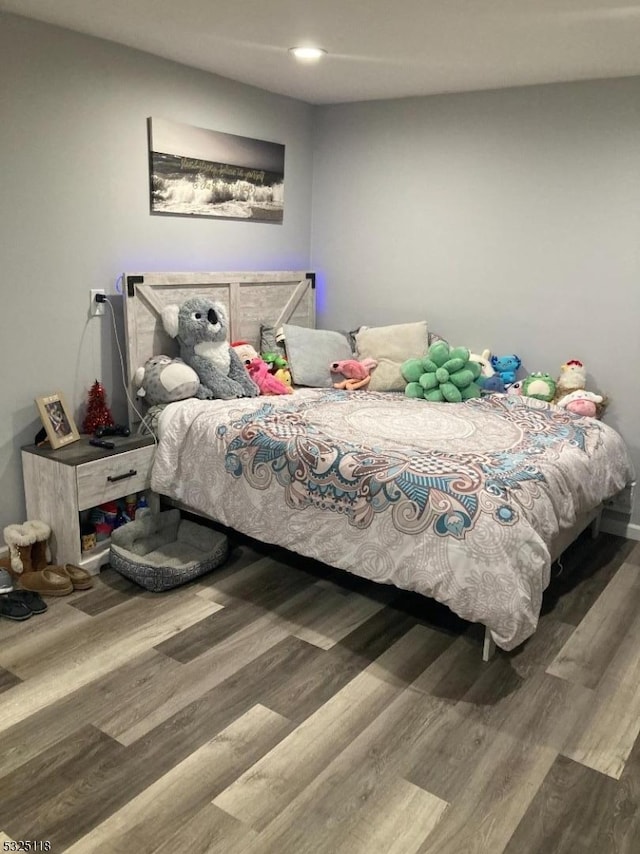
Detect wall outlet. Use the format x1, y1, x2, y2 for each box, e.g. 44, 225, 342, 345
90, 288, 106, 316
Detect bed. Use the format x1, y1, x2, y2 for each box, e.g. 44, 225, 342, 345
123, 271, 634, 657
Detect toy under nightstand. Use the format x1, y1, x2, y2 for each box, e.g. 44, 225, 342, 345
21, 434, 156, 574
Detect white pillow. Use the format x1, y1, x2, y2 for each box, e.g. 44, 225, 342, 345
355, 321, 429, 391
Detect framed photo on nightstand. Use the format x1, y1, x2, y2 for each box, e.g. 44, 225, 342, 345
35, 391, 80, 450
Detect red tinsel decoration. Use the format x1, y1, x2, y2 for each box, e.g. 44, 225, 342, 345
82, 380, 115, 434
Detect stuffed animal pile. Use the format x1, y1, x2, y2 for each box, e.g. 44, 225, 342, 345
517, 359, 605, 415
247, 358, 292, 395
230, 341, 292, 395
134, 299, 610, 421
400, 342, 607, 418
471, 351, 606, 417
401, 342, 482, 402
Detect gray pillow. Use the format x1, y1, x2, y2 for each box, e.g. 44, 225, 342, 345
282, 324, 352, 387
260, 324, 287, 358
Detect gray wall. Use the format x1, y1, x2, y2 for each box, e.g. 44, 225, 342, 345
0, 14, 314, 534
311, 80, 640, 530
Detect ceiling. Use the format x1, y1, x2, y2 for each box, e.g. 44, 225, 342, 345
3, 0, 640, 104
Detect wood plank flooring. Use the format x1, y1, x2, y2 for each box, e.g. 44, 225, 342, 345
0, 530, 639, 853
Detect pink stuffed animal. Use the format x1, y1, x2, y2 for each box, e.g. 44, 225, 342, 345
556, 389, 602, 417
247, 357, 293, 395
330, 358, 378, 390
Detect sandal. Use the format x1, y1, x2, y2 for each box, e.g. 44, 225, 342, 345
7, 590, 47, 614
0, 594, 32, 621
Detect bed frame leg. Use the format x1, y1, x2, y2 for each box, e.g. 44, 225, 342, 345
482, 627, 496, 662
148, 491, 161, 515
591, 508, 603, 540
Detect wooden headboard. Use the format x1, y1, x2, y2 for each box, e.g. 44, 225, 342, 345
122, 270, 316, 425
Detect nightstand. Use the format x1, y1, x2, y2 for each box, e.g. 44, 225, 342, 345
21, 434, 156, 574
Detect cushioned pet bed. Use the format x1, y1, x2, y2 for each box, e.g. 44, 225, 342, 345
151, 389, 633, 651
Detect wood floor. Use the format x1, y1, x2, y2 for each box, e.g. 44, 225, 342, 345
0, 529, 639, 853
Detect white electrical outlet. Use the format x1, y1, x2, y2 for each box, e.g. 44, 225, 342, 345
90, 288, 106, 316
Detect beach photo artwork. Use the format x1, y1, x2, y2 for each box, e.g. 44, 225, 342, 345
148, 117, 285, 223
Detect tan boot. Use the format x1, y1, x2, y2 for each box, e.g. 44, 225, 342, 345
4, 522, 72, 597
22, 520, 73, 596
27, 520, 52, 571
3, 523, 37, 577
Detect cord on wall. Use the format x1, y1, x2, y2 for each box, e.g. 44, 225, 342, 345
103, 297, 158, 445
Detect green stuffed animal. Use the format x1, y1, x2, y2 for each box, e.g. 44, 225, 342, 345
522, 372, 556, 402
402, 341, 482, 402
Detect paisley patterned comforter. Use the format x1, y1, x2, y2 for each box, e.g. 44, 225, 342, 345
152, 389, 633, 650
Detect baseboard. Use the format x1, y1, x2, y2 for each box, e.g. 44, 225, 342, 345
0, 545, 7, 560
600, 517, 640, 541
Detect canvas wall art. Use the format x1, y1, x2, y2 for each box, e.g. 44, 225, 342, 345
148, 117, 285, 223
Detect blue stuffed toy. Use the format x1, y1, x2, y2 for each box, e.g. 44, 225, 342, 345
490, 354, 521, 385
478, 374, 506, 394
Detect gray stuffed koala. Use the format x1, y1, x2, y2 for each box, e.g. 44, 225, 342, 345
161, 298, 259, 400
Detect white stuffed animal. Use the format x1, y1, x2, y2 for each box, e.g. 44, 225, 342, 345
469, 349, 494, 379
134, 355, 200, 406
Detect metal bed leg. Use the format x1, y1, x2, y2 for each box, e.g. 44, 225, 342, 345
591, 507, 603, 539
482, 626, 496, 662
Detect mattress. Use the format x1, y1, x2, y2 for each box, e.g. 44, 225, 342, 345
151, 389, 633, 650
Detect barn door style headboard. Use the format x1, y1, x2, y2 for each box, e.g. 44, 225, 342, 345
122, 270, 316, 425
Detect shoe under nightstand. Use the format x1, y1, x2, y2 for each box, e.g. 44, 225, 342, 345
21, 434, 156, 574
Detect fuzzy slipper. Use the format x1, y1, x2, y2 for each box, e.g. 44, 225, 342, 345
7, 590, 47, 614
19, 569, 73, 597
51, 564, 93, 590
0, 594, 31, 621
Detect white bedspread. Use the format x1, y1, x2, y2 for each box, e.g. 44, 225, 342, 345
152, 389, 633, 650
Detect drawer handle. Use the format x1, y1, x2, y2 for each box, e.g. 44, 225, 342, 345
107, 469, 137, 483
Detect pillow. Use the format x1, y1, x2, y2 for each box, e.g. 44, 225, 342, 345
260, 324, 287, 359
261, 324, 360, 359
281, 324, 352, 388
355, 320, 429, 391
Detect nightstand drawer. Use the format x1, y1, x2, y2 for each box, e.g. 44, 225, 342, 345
76, 445, 155, 510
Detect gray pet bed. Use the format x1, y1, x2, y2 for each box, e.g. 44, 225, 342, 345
109, 508, 228, 592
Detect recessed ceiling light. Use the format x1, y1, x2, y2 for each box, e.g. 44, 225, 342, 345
288, 46, 327, 62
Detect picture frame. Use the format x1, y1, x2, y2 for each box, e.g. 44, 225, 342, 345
35, 392, 80, 450
148, 117, 285, 223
